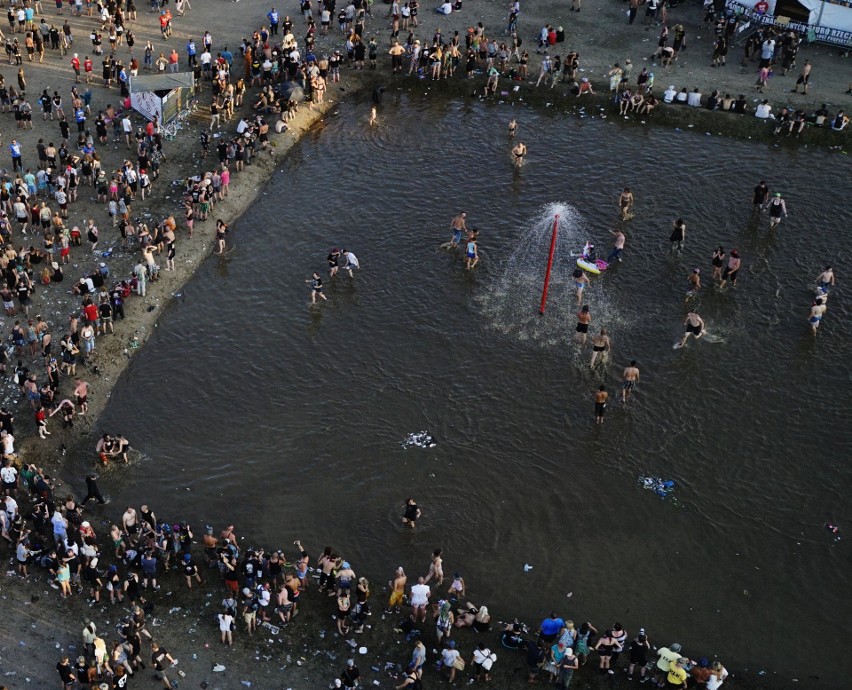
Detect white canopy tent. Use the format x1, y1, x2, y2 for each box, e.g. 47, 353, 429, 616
726, 0, 852, 46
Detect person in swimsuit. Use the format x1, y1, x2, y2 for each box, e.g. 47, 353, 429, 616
215, 219, 228, 254
590, 328, 610, 368
465, 237, 479, 270
575, 305, 591, 344
719, 250, 740, 288
512, 141, 526, 166
594, 385, 608, 424
508, 118, 517, 138
621, 360, 640, 403
619, 187, 634, 220
306, 272, 328, 304
594, 629, 622, 673
711, 246, 725, 280
808, 298, 826, 335
670, 218, 686, 253
678, 312, 705, 348
815, 266, 835, 296
685, 268, 701, 301
573, 268, 590, 304
767, 192, 787, 228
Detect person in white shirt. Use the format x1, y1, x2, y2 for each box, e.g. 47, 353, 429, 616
707, 661, 728, 690
686, 88, 701, 107
663, 85, 677, 103
437, 1, 452, 13
217, 610, 234, 646
755, 100, 773, 119
0, 459, 17, 496
675, 87, 688, 103
409, 577, 431, 622
440, 641, 462, 682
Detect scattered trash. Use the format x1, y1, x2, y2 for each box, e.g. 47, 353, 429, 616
401, 431, 436, 449
212, 664, 226, 673
638, 475, 676, 498
523, 563, 533, 572
826, 523, 841, 542
359, 647, 368, 654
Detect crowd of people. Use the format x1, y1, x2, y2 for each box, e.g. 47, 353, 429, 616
0, 0, 842, 686
0, 468, 733, 689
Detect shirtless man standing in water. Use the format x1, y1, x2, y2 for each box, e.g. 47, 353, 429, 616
590, 328, 611, 368
621, 360, 640, 403
508, 119, 517, 138
815, 266, 835, 296
512, 142, 527, 166
678, 312, 705, 348
619, 187, 634, 220
449, 211, 467, 248
594, 385, 608, 424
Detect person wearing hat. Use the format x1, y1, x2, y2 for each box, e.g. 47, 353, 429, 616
767, 191, 787, 228
627, 629, 651, 681
340, 659, 360, 689
655, 643, 683, 685
666, 657, 689, 688
182, 553, 202, 589
440, 640, 464, 681
560, 644, 578, 687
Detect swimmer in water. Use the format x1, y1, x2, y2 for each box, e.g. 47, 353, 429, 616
575, 305, 591, 344
306, 272, 328, 304
619, 187, 634, 220
369, 106, 377, 126
808, 298, 826, 335
670, 218, 686, 253
685, 268, 701, 301
449, 211, 467, 248
402, 498, 421, 528
621, 360, 640, 403
594, 385, 608, 424
573, 268, 590, 304
590, 328, 611, 368
815, 266, 835, 296
711, 246, 725, 281
508, 119, 517, 138
719, 250, 740, 288
465, 235, 479, 270
678, 312, 705, 348
767, 192, 787, 228
512, 142, 527, 166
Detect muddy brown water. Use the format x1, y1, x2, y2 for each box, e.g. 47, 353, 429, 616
94, 92, 852, 687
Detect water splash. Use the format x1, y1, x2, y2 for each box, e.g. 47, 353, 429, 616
478, 203, 629, 351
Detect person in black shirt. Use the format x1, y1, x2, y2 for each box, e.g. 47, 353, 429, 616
151, 642, 177, 689
56, 655, 77, 689
341, 659, 360, 689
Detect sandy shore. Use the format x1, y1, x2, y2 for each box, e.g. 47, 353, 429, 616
0, 0, 844, 687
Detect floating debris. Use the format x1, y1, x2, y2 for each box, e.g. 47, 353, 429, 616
401, 431, 436, 449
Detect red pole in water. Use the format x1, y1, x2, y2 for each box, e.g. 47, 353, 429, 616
539, 214, 560, 315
